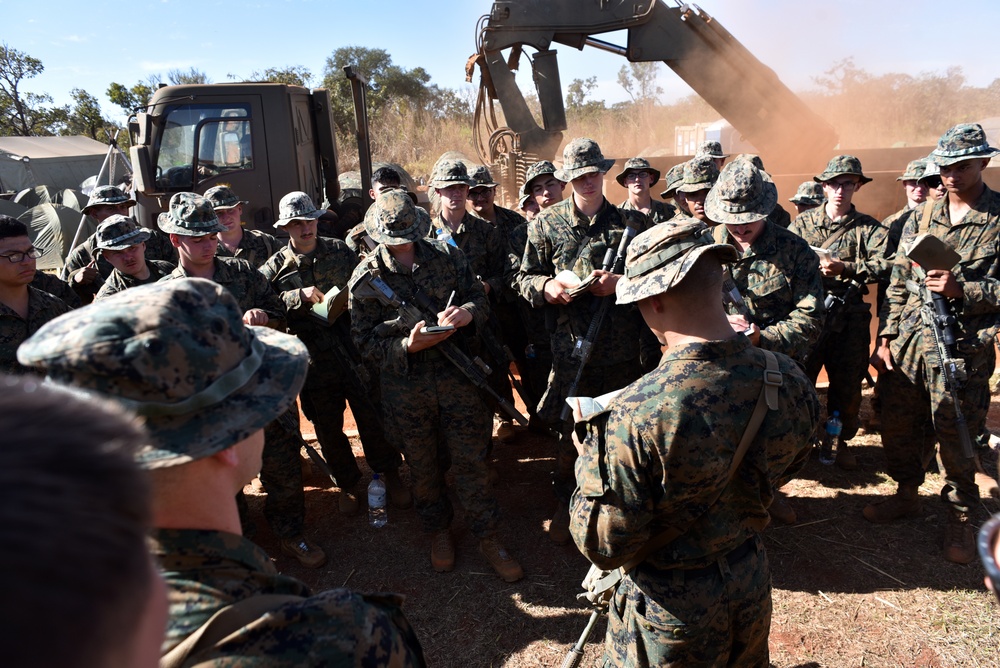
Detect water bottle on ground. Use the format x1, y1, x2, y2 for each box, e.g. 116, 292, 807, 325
820, 411, 841, 466
368, 474, 387, 528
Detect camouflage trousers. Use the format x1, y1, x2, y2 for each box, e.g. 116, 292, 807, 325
879, 345, 992, 512
380, 354, 499, 537
805, 309, 871, 441
544, 356, 644, 502
237, 407, 306, 540
605, 536, 771, 668
299, 353, 402, 491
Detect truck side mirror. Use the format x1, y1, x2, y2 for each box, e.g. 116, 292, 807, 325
130, 146, 154, 193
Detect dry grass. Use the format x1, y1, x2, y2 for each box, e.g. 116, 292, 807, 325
244, 386, 1000, 667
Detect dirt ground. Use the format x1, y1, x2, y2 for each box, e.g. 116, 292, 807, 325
243, 384, 1000, 667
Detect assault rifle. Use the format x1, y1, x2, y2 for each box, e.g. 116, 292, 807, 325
722, 269, 755, 336
349, 266, 529, 426
905, 235, 975, 459
559, 225, 639, 422
804, 277, 863, 369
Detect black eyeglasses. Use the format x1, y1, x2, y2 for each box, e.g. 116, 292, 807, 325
978, 514, 1000, 604
0, 247, 44, 263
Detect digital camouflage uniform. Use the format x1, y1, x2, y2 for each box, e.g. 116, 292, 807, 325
94, 259, 175, 301
153, 528, 425, 665
619, 198, 676, 225
30, 269, 81, 308
0, 286, 71, 374
571, 337, 819, 667
217, 228, 280, 268
60, 228, 177, 300
260, 236, 402, 488
789, 193, 888, 440
350, 239, 500, 537
516, 195, 655, 500
712, 221, 824, 362
879, 189, 1000, 511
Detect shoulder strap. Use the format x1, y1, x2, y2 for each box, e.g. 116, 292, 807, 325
618, 349, 782, 573
918, 200, 935, 235
820, 214, 858, 250
159, 594, 304, 668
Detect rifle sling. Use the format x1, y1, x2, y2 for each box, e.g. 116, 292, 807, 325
159, 594, 304, 668
617, 348, 782, 575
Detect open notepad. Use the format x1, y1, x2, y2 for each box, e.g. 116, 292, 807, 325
309, 286, 350, 324
566, 389, 624, 422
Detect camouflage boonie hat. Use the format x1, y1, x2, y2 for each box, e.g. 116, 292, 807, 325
789, 181, 824, 205
17, 278, 309, 469
930, 123, 1000, 166
615, 157, 661, 187
204, 185, 248, 210
896, 159, 927, 182
521, 160, 558, 196
365, 189, 431, 245
659, 163, 686, 200
705, 160, 778, 225
920, 159, 941, 183
274, 191, 325, 228
83, 185, 136, 214
676, 157, 720, 193
554, 138, 615, 182
517, 193, 532, 211
157, 192, 225, 236
695, 140, 728, 160
429, 160, 476, 189
469, 165, 499, 189
616, 221, 737, 305
815, 155, 872, 184
94, 215, 150, 251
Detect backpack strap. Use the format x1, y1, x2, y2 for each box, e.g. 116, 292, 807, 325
159, 594, 304, 668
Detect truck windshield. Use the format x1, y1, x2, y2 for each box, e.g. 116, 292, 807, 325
155, 103, 252, 190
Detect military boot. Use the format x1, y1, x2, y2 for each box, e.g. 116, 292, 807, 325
431, 529, 455, 572
943, 510, 976, 564
479, 535, 524, 582
280, 536, 327, 569
768, 490, 797, 524
863, 484, 921, 524
835, 439, 858, 471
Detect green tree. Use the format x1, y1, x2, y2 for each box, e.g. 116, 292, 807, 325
616, 62, 663, 105
0, 43, 62, 136
249, 65, 313, 87
63, 88, 119, 141
566, 76, 605, 116
107, 80, 155, 116
168, 67, 210, 85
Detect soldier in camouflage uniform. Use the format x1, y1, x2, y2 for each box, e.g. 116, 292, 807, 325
789, 155, 889, 470
158, 192, 326, 568
515, 138, 655, 544
673, 156, 720, 225
695, 139, 729, 170
93, 215, 175, 301
30, 269, 80, 307
345, 166, 408, 257
349, 190, 524, 582
0, 217, 71, 374
206, 185, 279, 267
260, 191, 409, 514
658, 162, 689, 217
519, 192, 540, 220
789, 181, 824, 216
616, 157, 677, 224
18, 278, 425, 666
737, 154, 793, 229
866, 124, 1000, 564
522, 160, 565, 211
706, 159, 824, 524
60, 185, 177, 302
569, 221, 818, 668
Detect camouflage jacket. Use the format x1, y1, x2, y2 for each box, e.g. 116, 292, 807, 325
216, 228, 280, 268
428, 211, 506, 302
152, 528, 425, 666
349, 238, 489, 378
570, 337, 818, 571
619, 198, 677, 225
31, 270, 81, 308
60, 228, 177, 283
94, 260, 176, 302
161, 257, 285, 326
515, 197, 653, 365
259, 237, 359, 358
788, 204, 889, 306
472, 206, 528, 302
712, 221, 825, 362
881, 206, 918, 265
880, 188, 1000, 377
0, 286, 71, 375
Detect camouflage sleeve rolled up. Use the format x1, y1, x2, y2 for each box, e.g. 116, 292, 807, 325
570, 338, 818, 571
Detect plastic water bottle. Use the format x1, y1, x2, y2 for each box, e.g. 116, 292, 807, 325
368, 474, 387, 528
435, 227, 458, 247
820, 411, 842, 466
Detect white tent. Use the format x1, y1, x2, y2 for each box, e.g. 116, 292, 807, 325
0, 136, 112, 192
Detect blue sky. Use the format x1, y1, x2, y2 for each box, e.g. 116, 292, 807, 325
4, 0, 999, 124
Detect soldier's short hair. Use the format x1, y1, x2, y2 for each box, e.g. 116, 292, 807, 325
0, 215, 28, 239
372, 166, 402, 188
0, 374, 153, 668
